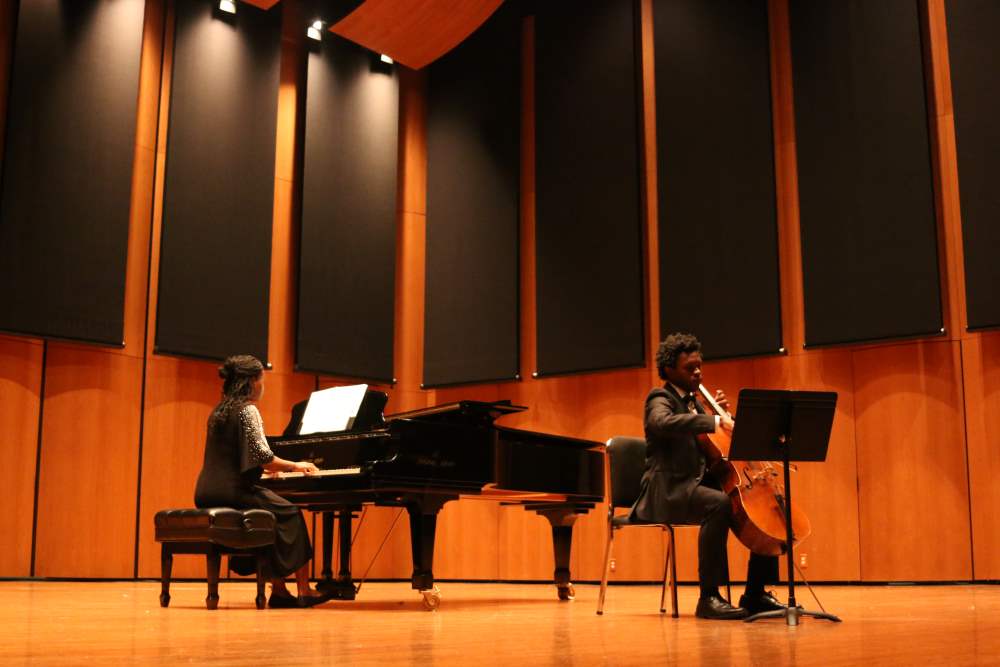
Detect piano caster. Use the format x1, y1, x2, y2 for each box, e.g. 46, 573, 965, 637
421, 587, 441, 611
557, 584, 576, 601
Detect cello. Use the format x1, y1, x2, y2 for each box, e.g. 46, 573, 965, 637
695, 384, 811, 557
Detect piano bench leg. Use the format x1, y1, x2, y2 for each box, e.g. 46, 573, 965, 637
159, 544, 173, 608
255, 553, 267, 610
205, 548, 221, 610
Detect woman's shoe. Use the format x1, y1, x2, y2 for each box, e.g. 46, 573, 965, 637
297, 592, 331, 608
267, 591, 298, 609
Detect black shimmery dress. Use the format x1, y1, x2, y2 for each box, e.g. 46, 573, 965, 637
194, 403, 311, 577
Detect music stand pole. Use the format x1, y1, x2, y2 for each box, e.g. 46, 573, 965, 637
782, 435, 799, 616
745, 437, 841, 625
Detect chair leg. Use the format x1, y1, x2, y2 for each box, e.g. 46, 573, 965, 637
255, 553, 267, 610
669, 527, 679, 618
659, 527, 670, 613
596, 521, 615, 615
723, 545, 732, 604
206, 548, 221, 610
159, 544, 173, 608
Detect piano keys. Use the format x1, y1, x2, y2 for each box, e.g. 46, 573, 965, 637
267, 467, 363, 478
260, 399, 605, 609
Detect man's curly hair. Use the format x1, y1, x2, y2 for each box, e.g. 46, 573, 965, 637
655, 333, 701, 380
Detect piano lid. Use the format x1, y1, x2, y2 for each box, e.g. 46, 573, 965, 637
386, 400, 527, 425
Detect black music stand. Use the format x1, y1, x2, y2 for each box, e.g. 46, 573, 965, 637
727, 389, 841, 625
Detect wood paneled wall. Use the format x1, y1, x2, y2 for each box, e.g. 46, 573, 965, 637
29, 0, 162, 576
924, 0, 1000, 580
0, 334, 43, 576
1, 0, 998, 584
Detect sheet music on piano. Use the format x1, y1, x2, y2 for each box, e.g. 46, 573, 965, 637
299, 384, 368, 435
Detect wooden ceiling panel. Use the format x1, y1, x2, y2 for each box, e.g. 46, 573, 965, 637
329, 0, 504, 70
242, 0, 281, 9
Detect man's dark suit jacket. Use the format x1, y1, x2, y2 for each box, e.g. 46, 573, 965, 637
629, 385, 718, 524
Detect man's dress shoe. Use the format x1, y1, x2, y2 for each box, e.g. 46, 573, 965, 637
695, 595, 748, 620
739, 591, 787, 615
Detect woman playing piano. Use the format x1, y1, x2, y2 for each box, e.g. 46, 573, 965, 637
194, 354, 329, 608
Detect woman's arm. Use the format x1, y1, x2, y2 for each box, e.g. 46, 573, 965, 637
262, 457, 318, 474
240, 405, 318, 475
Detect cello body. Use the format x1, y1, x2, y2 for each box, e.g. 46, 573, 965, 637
696, 385, 811, 557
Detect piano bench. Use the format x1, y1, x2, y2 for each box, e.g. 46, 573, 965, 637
154, 508, 276, 610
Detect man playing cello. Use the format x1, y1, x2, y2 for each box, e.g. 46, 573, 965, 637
629, 332, 784, 620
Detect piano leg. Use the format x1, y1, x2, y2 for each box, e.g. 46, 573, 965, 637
334, 508, 357, 599
406, 505, 437, 591
406, 497, 450, 610
316, 508, 358, 600
537, 508, 580, 601
320, 511, 333, 583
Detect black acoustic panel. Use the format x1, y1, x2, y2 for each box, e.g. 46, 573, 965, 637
0, 0, 144, 345
297, 36, 398, 381
654, 0, 782, 360
156, 2, 280, 363
947, 0, 1000, 330
791, 0, 942, 347
424, 5, 520, 387
534, 0, 645, 376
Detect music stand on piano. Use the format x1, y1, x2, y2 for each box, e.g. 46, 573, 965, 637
727, 389, 841, 625
283, 388, 388, 437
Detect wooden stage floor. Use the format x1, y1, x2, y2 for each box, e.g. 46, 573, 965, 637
2, 581, 998, 665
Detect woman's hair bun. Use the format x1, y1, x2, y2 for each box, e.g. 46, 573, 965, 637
219, 355, 263, 381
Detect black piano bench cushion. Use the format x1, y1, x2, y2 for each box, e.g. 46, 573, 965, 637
154, 508, 275, 549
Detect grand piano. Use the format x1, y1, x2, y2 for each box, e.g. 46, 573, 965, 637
259, 396, 605, 609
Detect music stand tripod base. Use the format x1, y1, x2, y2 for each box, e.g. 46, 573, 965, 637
728, 389, 842, 626
745, 606, 842, 625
